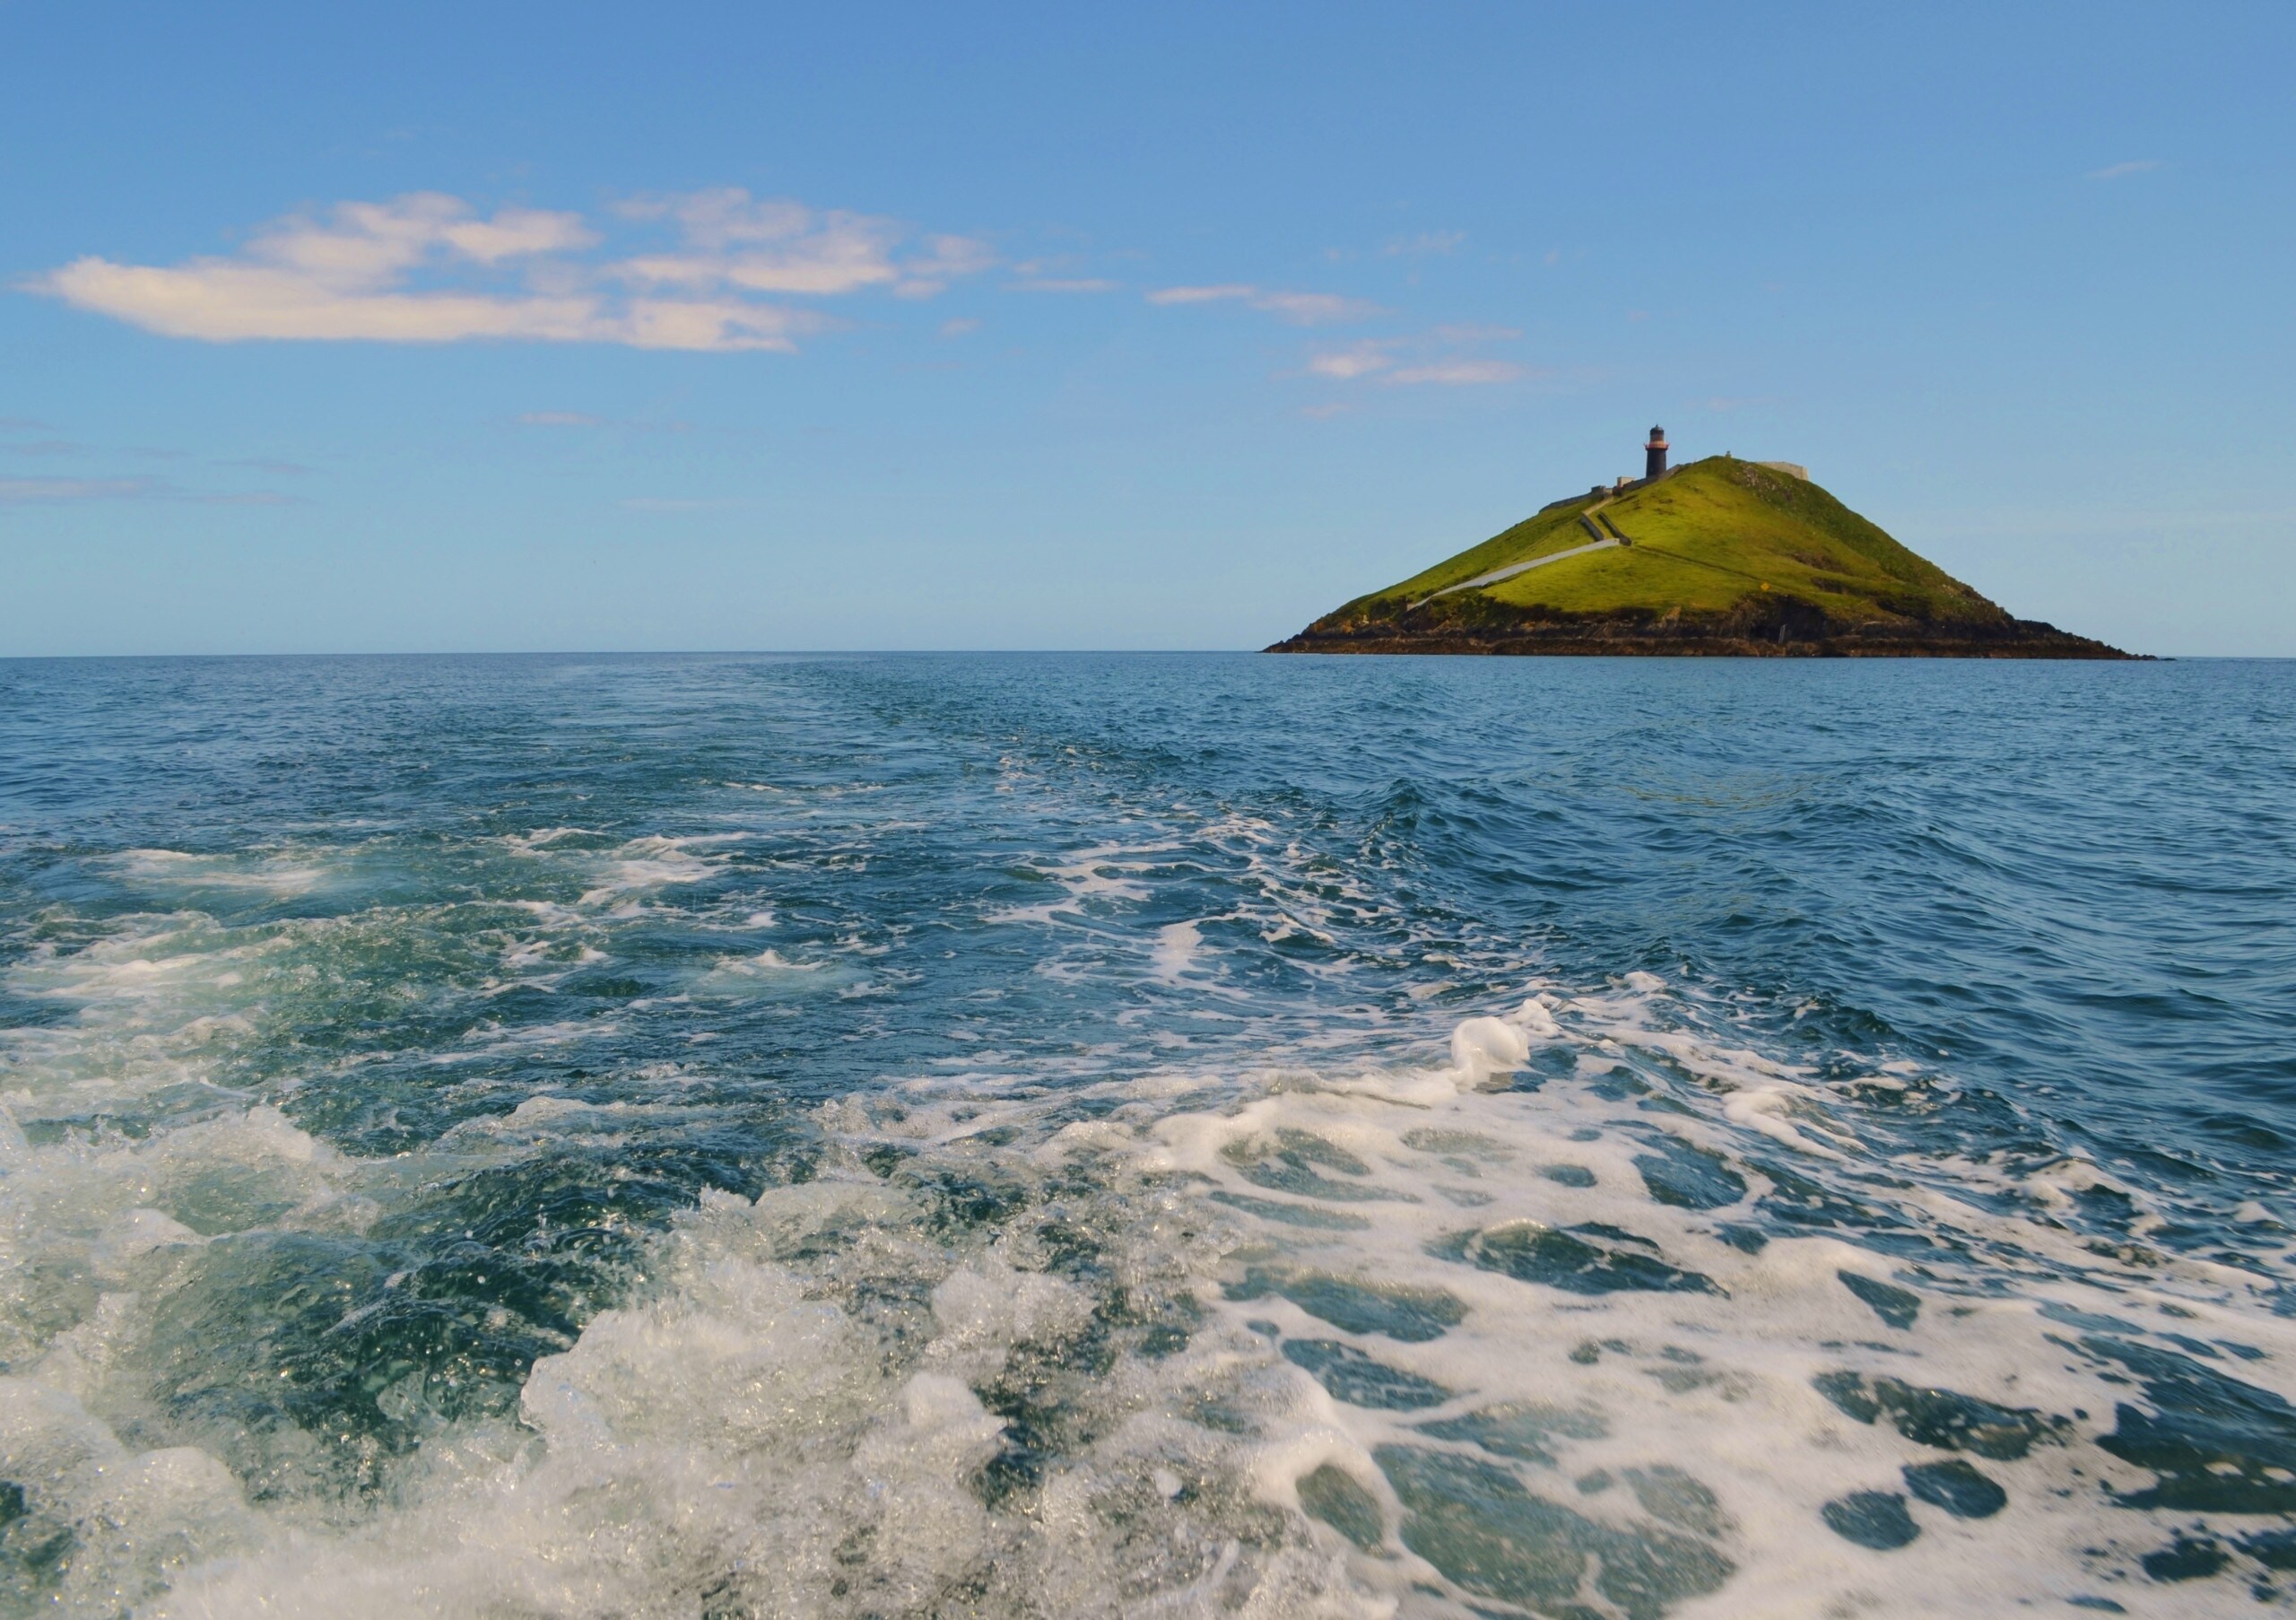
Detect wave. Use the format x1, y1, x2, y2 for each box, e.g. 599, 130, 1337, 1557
4, 980, 2287, 1616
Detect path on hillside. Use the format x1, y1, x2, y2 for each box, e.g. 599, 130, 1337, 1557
1412, 498, 1623, 607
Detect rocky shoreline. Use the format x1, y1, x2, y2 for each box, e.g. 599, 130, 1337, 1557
1267, 596, 2139, 659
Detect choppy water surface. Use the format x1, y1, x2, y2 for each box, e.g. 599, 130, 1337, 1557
0, 652, 2292, 1618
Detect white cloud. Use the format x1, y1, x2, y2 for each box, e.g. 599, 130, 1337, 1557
1146, 283, 1257, 306
1011, 277, 1121, 293
1146, 283, 1379, 325
940, 318, 983, 337
611, 193, 991, 300
1386, 360, 1526, 386
619, 297, 815, 352
1251, 290, 1381, 325
1305, 327, 1529, 389
898, 233, 997, 298
2087, 159, 2164, 180
1306, 342, 1394, 379
617, 190, 810, 247
30, 189, 988, 353
438, 205, 598, 263
39, 257, 626, 344
613, 222, 898, 297
517, 411, 609, 428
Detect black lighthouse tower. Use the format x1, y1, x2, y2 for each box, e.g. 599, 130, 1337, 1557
1644, 425, 1668, 481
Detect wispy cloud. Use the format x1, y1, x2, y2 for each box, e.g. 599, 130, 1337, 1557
1146, 283, 1380, 325
619, 496, 740, 512
0, 475, 298, 506
1382, 231, 1465, 257
2087, 159, 2164, 180
0, 476, 159, 503
898, 234, 997, 298
1146, 284, 1257, 307
1010, 277, 1121, 293
28, 189, 996, 353
939, 318, 982, 337
1254, 290, 1380, 324
517, 411, 610, 428
515, 410, 692, 433
191, 489, 301, 506
1306, 342, 1396, 379
1387, 359, 1525, 386
0, 417, 56, 432
5, 439, 85, 457
1304, 329, 1531, 389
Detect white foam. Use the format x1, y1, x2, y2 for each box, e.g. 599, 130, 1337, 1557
1074, 996, 2296, 1616
988, 841, 1175, 927
575, 834, 732, 908
4, 911, 2286, 1617
126, 1179, 1370, 1618
1152, 920, 1204, 984
692, 946, 867, 1001
112, 849, 333, 898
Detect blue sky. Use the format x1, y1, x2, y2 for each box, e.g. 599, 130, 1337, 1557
2, 1, 2289, 655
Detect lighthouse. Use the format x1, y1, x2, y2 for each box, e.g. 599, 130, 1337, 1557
1644, 425, 1668, 482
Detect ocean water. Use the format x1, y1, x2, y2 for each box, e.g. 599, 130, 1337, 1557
0, 651, 2292, 1619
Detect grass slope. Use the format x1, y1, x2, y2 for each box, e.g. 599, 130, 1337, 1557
1357, 457, 2003, 626
1279, 456, 2132, 657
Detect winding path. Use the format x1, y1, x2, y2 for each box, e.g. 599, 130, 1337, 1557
1411, 498, 1626, 607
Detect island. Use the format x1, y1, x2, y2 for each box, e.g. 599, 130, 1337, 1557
1268, 431, 2134, 658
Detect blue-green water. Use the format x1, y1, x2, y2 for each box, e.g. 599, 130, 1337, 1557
0, 652, 2290, 1616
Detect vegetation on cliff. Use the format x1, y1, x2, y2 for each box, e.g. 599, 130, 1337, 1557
1270, 457, 2132, 658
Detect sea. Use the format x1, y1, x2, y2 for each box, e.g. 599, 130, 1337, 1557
0, 650, 2291, 1618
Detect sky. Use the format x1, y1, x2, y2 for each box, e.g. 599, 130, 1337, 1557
2, 0, 2291, 656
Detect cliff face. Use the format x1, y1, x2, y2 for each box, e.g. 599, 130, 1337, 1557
1269, 457, 2136, 659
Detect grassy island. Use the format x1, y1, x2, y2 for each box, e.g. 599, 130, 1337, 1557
1269, 457, 2132, 658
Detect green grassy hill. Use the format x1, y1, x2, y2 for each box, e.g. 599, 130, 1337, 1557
1273, 456, 2130, 658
